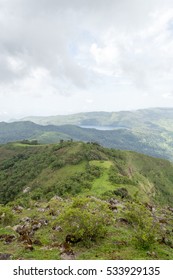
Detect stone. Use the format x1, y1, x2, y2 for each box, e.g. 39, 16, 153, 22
0, 253, 12, 260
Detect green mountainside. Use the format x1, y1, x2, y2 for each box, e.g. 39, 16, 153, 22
1, 112, 173, 161
20, 108, 173, 161
0, 141, 173, 260
21, 107, 173, 128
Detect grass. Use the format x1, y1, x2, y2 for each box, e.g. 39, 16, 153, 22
1, 141, 173, 259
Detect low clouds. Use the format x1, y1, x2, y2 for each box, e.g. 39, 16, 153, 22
1, 0, 173, 119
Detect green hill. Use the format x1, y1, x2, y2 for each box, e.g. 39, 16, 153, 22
0, 141, 173, 260
1, 119, 173, 161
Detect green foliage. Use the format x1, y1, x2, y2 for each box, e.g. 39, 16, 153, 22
124, 202, 159, 249
114, 187, 129, 199
56, 197, 113, 246
0, 205, 15, 226
109, 166, 135, 185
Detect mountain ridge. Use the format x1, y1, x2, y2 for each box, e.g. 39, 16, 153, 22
1, 141, 173, 260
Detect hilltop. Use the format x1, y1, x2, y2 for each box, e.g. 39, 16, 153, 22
0, 141, 173, 260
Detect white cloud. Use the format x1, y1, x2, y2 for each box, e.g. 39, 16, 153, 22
1, 0, 173, 119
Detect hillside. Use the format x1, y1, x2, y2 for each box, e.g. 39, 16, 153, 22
1, 141, 173, 260
1, 115, 173, 161
21, 107, 173, 128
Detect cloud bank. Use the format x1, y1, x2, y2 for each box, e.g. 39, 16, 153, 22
1, 0, 173, 119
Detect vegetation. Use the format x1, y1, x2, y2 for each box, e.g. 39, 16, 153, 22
0, 141, 173, 259
2, 108, 173, 161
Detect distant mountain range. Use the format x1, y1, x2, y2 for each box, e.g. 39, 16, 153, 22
1, 107, 173, 161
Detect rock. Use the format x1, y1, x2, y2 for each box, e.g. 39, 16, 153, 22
0, 253, 12, 260
109, 204, 118, 211
61, 253, 75, 260
33, 239, 42, 246
25, 244, 34, 251
51, 242, 60, 248
20, 217, 31, 223
19, 233, 32, 245
109, 198, 119, 205
168, 207, 173, 213
52, 225, 62, 232
39, 219, 48, 226
147, 251, 157, 258
13, 205, 24, 213
52, 195, 63, 201
32, 222, 42, 231
159, 237, 173, 247
23, 187, 30, 193
37, 208, 45, 213
13, 225, 22, 232
0, 234, 16, 244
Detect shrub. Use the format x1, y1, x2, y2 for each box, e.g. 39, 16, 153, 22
0, 205, 15, 226
114, 187, 129, 199
56, 197, 113, 246
124, 202, 159, 249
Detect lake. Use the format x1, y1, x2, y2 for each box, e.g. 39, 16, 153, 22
79, 125, 128, 130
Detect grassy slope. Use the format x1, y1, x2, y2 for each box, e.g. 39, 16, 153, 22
0, 141, 173, 259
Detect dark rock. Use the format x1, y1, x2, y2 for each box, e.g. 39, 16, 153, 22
0, 253, 12, 260
52, 225, 62, 232
33, 239, 42, 246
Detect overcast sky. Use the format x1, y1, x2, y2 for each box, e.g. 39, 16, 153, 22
1, 0, 173, 120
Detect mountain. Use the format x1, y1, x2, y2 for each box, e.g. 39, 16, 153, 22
21, 107, 173, 129
1, 141, 173, 205
1, 111, 173, 161
0, 141, 173, 260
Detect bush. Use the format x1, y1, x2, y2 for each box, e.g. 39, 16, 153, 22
124, 202, 159, 249
0, 205, 15, 226
114, 187, 129, 199
56, 197, 113, 246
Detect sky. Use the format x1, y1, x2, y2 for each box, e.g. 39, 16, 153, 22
1, 0, 173, 120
